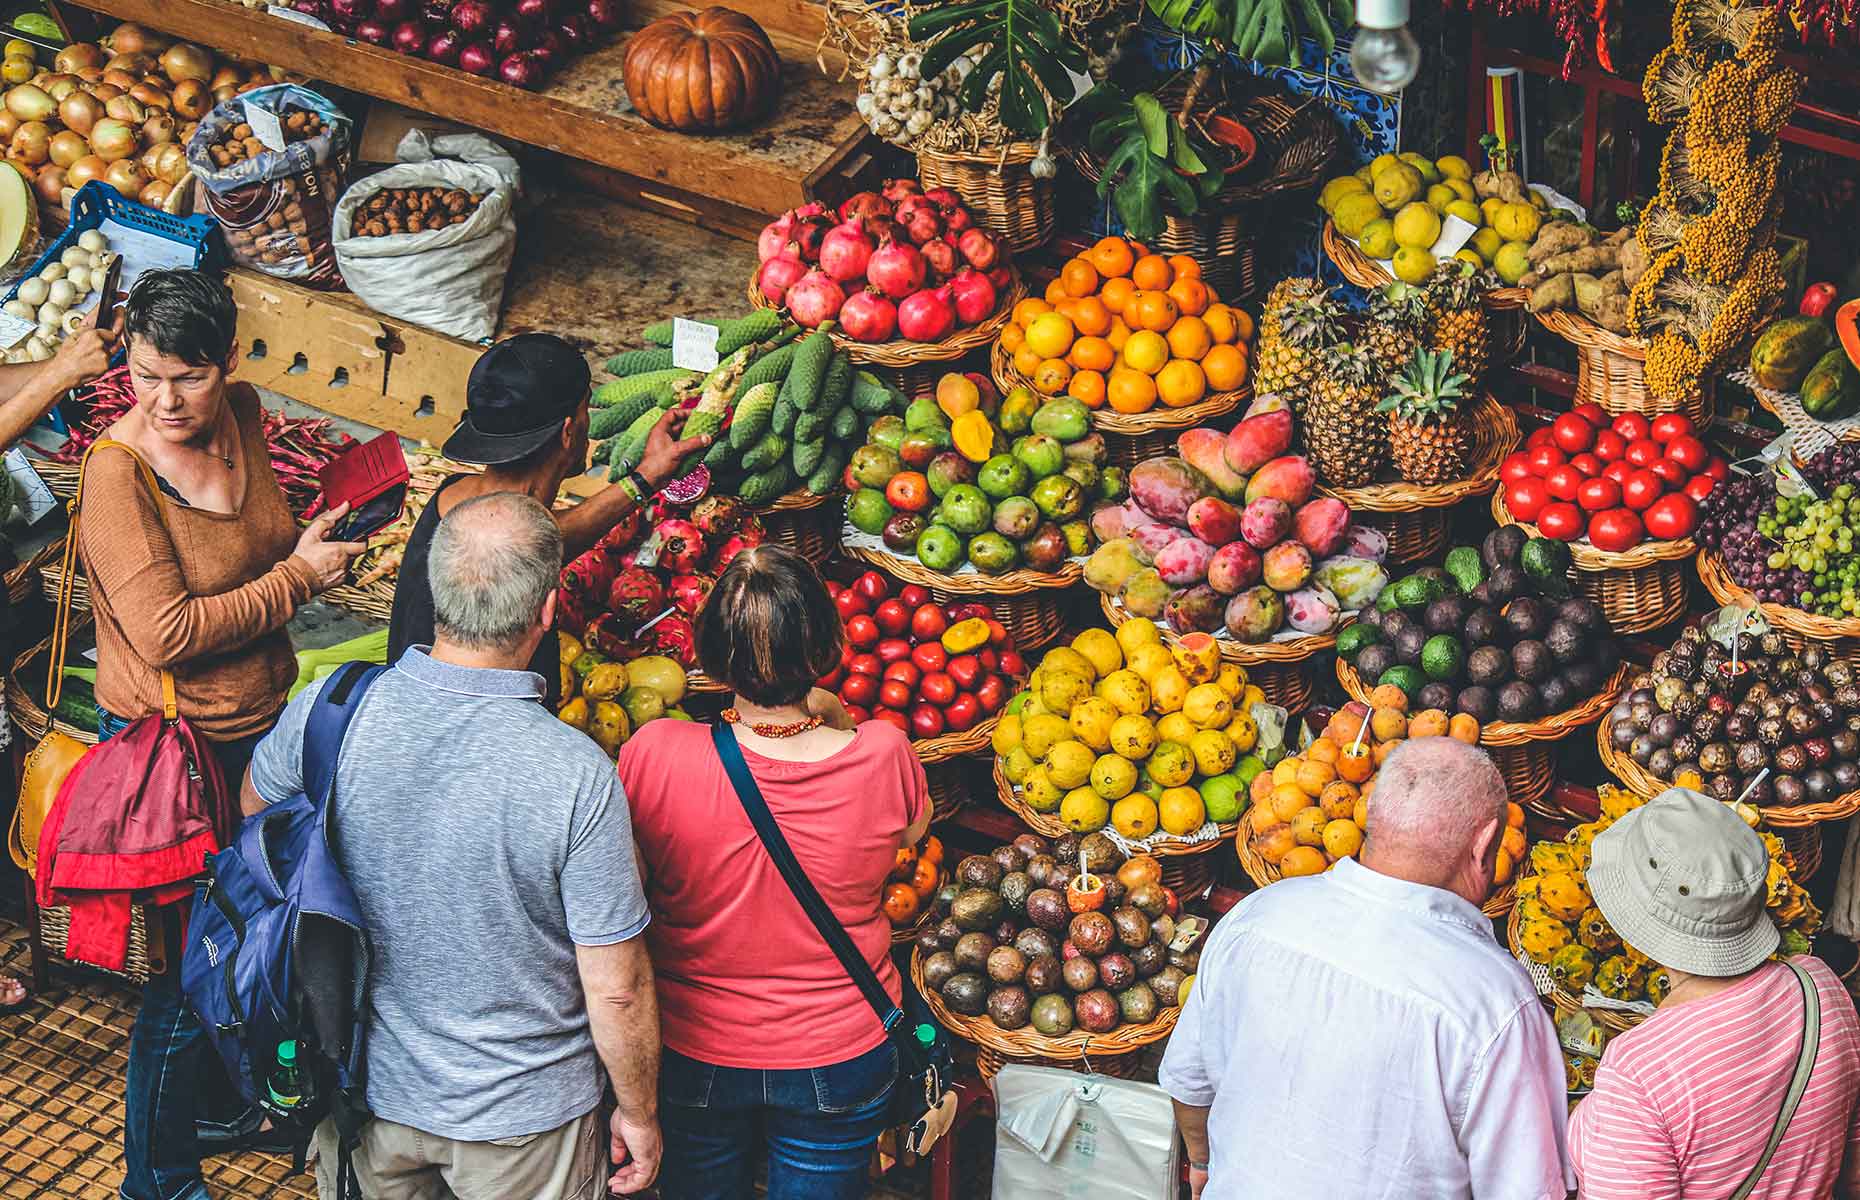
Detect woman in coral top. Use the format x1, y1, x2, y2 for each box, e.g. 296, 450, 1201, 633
617, 545, 930, 1200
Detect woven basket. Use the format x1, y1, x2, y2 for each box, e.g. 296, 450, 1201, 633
841, 538, 1077, 651
1596, 715, 1860, 828
748, 278, 1025, 368
39, 559, 90, 615
5, 536, 63, 605
9, 625, 100, 747
1504, 869, 1644, 1034
1320, 221, 1529, 366
684, 669, 733, 696
993, 758, 1239, 856
1490, 490, 1694, 635
34, 902, 158, 986
914, 716, 999, 765
890, 901, 939, 948
1739, 369, 1860, 460
756, 489, 838, 565
917, 143, 1055, 255
924, 758, 969, 822
1532, 308, 1716, 426
912, 949, 1179, 1081
33, 458, 78, 500
1696, 550, 1860, 662
319, 577, 396, 622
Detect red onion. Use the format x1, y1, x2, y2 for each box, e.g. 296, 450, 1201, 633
918, 236, 958, 280
838, 288, 897, 343
818, 216, 875, 284
514, 0, 551, 24
356, 18, 393, 44
492, 17, 527, 54
554, 14, 589, 46
375, 0, 413, 20
957, 227, 1000, 272
947, 268, 997, 325
837, 190, 890, 222
758, 211, 798, 263
457, 39, 495, 73
881, 178, 920, 204
784, 269, 845, 329
425, 28, 462, 61
529, 28, 564, 66
755, 251, 807, 304
498, 51, 541, 87
866, 239, 926, 300
897, 285, 956, 342
449, 0, 493, 35
329, 0, 372, 21
585, 0, 622, 30
390, 18, 427, 52
922, 186, 963, 210
422, 0, 450, 24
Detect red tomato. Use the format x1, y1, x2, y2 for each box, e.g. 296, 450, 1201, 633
842, 703, 870, 726
1587, 507, 1646, 552
1569, 453, 1603, 478
986, 618, 1011, 646
853, 571, 891, 602
1592, 429, 1628, 462
1624, 437, 1663, 468
1621, 468, 1663, 511
911, 642, 948, 673
954, 602, 992, 622
846, 614, 881, 649
921, 671, 958, 706
898, 584, 931, 609
871, 708, 909, 735
875, 637, 912, 663
1601, 461, 1634, 485
848, 653, 883, 677
840, 672, 878, 706
817, 667, 843, 690
908, 704, 945, 739
1650, 412, 1696, 444
947, 653, 984, 690
1526, 426, 1557, 452
909, 603, 948, 642
1506, 477, 1550, 521
977, 648, 999, 671
1644, 492, 1700, 540
1527, 443, 1567, 475
1536, 502, 1585, 541
879, 679, 914, 710
975, 675, 1008, 714
1649, 458, 1688, 488
1663, 434, 1709, 472
1500, 452, 1536, 485
1551, 413, 1596, 453
1544, 464, 1585, 502
840, 642, 858, 669
833, 590, 868, 621
1683, 474, 1719, 504
945, 694, 981, 732
1704, 458, 1729, 483
1573, 401, 1609, 427
1577, 477, 1622, 512
1612, 412, 1652, 441
883, 660, 921, 686
998, 650, 1028, 678
874, 598, 911, 636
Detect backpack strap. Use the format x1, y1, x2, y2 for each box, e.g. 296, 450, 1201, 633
303, 662, 386, 805
1729, 960, 1823, 1200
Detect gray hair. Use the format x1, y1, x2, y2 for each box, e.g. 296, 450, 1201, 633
1365, 736, 1506, 855
428, 492, 561, 650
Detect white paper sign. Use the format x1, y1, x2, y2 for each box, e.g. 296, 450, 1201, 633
266, 4, 332, 29
5, 447, 58, 525
242, 97, 288, 153
98, 219, 195, 291
670, 318, 720, 372
0, 312, 35, 349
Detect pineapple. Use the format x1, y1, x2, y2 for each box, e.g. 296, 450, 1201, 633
1379, 348, 1472, 485
1255, 278, 1343, 412
1307, 344, 1389, 488
1425, 260, 1494, 384
1363, 281, 1431, 374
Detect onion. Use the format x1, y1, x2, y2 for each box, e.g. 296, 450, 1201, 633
498, 51, 541, 88
328, 0, 373, 19
58, 91, 102, 135
457, 41, 495, 75
491, 17, 527, 55
102, 158, 145, 198
54, 44, 106, 74
390, 20, 427, 54
376, 0, 414, 20
41, 76, 78, 102
209, 66, 242, 90
585, 0, 622, 31
138, 179, 171, 209
356, 19, 393, 45
32, 164, 63, 205
100, 68, 137, 91
158, 43, 212, 83
170, 79, 210, 119
0, 112, 17, 141
88, 82, 122, 101
141, 111, 175, 145
152, 142, 188, 184
130, 81, 170, 109
88, 117, 135, 162
107, 24, 169, 56
553, 15, 588, 48
450, 0, 494, 35
212, 85, 238, 104
8, 120, 47, 165
528, 29, 564, 66
47, 129, 85, 167
424, 29, 462, 63
75, 67, 103, 84
104, 96, 146, 124
4, 84, 53, 123
514, 0, 551, 25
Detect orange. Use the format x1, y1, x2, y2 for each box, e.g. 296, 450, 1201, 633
1128, 241, 1150, 258
1025, 311, 1076, 359
1032, 357, 1073, 396
1279, 845, 1328, 877
1013, 297, 1053, 327
1068, 335, 1115, 372
1106, 367, 1158, 414
1043, 276, 1069, 304
1121, 329, 1170, 375
1202, 303, 1238, 344
1168, 277, 1211, 317
1230, 306, 1254, 342
1105, 316, 1131, 352
1089, 236, 1136, 279
1100, 276, 1135, 316
999, 322, 1026, 353
1201, 343, 1247, 392
1130, 290, 1180, 332
1068, 296, 1112, 337
1131, 253, 1173, 291
1167, 253, 1201, 280
1060, 257, 1100, 299
1157, 359, 1207, 408
1013, 343, 1044, 377
1067, 368, 1106, 408
1166, 315, 1213, 361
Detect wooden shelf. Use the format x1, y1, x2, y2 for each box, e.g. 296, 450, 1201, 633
54, 0, 874, 234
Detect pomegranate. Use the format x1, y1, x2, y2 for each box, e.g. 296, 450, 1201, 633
585, 0, 622, 29
948, 269, 997, 325
957, 227, 1001, 272
790, 215, 830, 262
943, 207, 973, 234
756, 251, 807, 304
757, 211, 797, 263
923, 186, 963, 210
866, 239, 927, 301
785, 269, 846, 328
919, 236, 958, 280
818, 217, 876, 284
839, 287, 898, 343
893, 194, 936, 224
897, 286, 956, 342
864, 216, 907, 246
837, 190, 891, 222
391, 19, 428, 52
793, 201, 829, 219
987, 265, 1014, 295
450, 0, 493, 34
881, 177, 921, 204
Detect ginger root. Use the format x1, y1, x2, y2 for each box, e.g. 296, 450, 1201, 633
1619, 237, 1650, 288
1529, 275, 1577, 312
1527, 222, 1591, 264
1573, 274, 1606, 317
1539, 245, 1622, 275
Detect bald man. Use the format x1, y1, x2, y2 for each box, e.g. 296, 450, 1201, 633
1159, 737, 1574, 1200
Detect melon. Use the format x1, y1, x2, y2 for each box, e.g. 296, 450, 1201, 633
624, 654, 688, 705
0, 161, 36, 277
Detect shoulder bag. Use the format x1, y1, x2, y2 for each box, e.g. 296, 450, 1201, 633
1728, 959, 1823, 1200
712, 721, 957, 1156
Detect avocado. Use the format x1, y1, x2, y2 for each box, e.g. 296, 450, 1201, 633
1538, 675, 1574, 714
1380, 610, 1417, 643
1443, 545, 1486, 594
1378, 664, 1428, 702
1482, 526, 1527, 570
941, 972, 989, 1015
1467, 581, 1493, 605
1421, 634, 1466, 682
1394, 626, 1428, 666
1418, 681, 1457, 712
1424, 596, 1468, 635
1504, 595, 1547, 642
1545, 619, 1588, 664
1466, 645, 1512, 686
1511, 639, 1552, 683
1563, 659, 1604, 693
1496, 680, 1542, 721
1391, 573, 1446, 610
1336, 623, 1383, 662
1558, 597, 1606, 635
1464, 606, 1504, 648
1354, 644, 1397, 681
1486, 565, 1528, 605
1457, 685, 1498, 723
1520, 537, 1572, 583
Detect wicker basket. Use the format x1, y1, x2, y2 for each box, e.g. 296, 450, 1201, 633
1738, 368, 1860, 461
33, 458, 78, 500
1095, 593, 1328, 711
1532, 308, 1715, 426
923, 758, 969, 822
841, 537, 1076, 651
993, 759, 1239, 858
917, 143, 1055, 255
1596, 714, 1860, 828
39, 558, 90, 615
4, 536, 63, 605
912, 949, 1179, 1080
1320, 221, 1529, 366
9, 624, 100, 747
890, 901, 939, 948
914, 717, 1000, 765
1504, 870, 1645, 1034
755, 489, 839, 565
684, 669, 733, 696
1696, 550, 1860, 663
1490, 490, 1694, 635
748, 278, 1025, 367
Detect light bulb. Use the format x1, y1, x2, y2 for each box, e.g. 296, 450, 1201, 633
1352, 0, 1421, 94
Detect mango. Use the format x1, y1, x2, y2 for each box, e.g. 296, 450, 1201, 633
1084, 538, 1143, 595
1206, 541, 1263, 595
1128, 456, 1214, 525
1155, 535, 1217, 586
1244, 455, 1316, 508
1223, 410, 1295, 475
1030, 396, 1091, 442
1121, 567, 1171, 618
1164, 584, 1226, 635
1177, 427, 1249, 500
1292, 497, 1350, 558
1224, 586, 1285, 643
1186, 496, 1242, 546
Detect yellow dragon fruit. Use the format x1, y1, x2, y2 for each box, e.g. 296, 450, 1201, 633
1577, 907, 1621, 954
1598, 784, 1644, 822
1518, 916, 1573, 963
1530, 842, 1580, 875
1644, 967, 1673, 1005
1595, 954, 1647, 1002
1549, 943, 1599, 991
1539, 871, 1594, 922
1516, 897, 1559, 927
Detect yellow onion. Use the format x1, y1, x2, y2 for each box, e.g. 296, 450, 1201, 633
104, 94, 145, 123
0, 111, 20, 140
88, 82, 121, 101
158, 44, 212, 84
171, 79, 210, 120
58, 91, 101, 135
75, 66, 103, 84
9, 120, 48, 165
4, 84, 53, 123
102, 157, 145, 198
129, 81, 169, 109
32, 163, 64, 205
152, 141, 188, 184
65, 154, 104, 189
106, 24, 169, 56
136, 141, 162, 175
209, 65, 241, 91
137, 178, 170, 209
87, 117, 134, 162
104, 52, 155, 77
141, 110, 174, 145
40, 75, 78, 101
47, 129, 86, 167
54, 43, 105, 74
100, 67, 137, 91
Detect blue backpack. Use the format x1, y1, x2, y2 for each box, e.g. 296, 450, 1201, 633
181, 660, 384, 1197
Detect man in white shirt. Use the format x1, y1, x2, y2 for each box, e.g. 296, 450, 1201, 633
1160, 736, 1574, 1200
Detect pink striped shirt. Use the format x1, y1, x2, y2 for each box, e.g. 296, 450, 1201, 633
1569, 957, 1860, 1199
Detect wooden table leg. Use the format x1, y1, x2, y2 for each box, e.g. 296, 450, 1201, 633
930, 1074, 995, 1200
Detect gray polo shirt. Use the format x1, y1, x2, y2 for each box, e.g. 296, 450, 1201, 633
250, 646, 649, 1142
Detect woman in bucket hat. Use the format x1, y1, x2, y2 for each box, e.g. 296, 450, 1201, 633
1569, 788, 1860, 1199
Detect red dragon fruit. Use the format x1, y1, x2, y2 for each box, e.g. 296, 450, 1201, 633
649, 613, 698, 666
582, 612, 641, 660
667, 573, 715, 616
651, 519, 707, 574
688, 495, 745, 539
554, 584, 593, 638
709, 520, 767, 573
606, 565, 666, 629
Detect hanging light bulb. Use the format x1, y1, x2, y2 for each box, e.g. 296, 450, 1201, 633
1351, 0, 1421, 94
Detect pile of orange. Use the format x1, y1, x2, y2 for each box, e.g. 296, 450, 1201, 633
998, 236, 1254, 415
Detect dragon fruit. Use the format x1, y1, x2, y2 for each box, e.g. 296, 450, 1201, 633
555, 584, 593, 638
688, 495, 745, 539
651, 519, 707, 574
649, 612, 698, 666
596, 507, 643, 555
582, 612, 642, 659
607, 565, 666, 629
668, 573, 715, 616
709, 521, 767, 573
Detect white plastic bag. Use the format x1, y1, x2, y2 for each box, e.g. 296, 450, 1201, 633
332, 130, 519, 341
992, 1063, 1180, 1199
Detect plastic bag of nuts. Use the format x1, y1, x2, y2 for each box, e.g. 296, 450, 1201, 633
186, 84, 351, 288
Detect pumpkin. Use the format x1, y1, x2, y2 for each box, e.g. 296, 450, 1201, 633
622, 7, 781, 133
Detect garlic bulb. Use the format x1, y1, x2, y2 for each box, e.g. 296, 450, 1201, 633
857, 47, 982, 146
1030, 130, 1058, 180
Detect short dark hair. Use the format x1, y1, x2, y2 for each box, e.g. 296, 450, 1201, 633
696, 545, 843, 706
123, 269, 238, 366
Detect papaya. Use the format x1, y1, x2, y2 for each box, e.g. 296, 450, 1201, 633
1748, 316, 1835, 391
1800, 348, 1860, 420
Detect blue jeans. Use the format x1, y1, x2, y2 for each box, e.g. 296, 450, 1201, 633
657, 1040, 896, 1200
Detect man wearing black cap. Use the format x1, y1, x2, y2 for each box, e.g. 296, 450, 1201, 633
387, 332, 709, 702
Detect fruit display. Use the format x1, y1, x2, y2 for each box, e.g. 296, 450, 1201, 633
754, 180, 1013, 342
1512, 785, 1819, 1006
995, 237, 1253, 413
1519, 221, 1650, 334
815, 569, 1029, 741
1498, 406, 1722, 550
842, 381, 1111, 576
992, 619, 1267, 841
621, 7, 779, 133
554, 636, 696, 758
1602, 620, 1860, 808
1085, 424, 1391, 641
0, 228, 116, 364
885, 833, 946, 931
1743, 296, 1860, 421
914, 835, 1201, 1035
281, 0, 622, 87
1699, 443, 1860, 614
1242, 692, 1494, 882
1338, 527, 1623, 722
347, 185, 484, 236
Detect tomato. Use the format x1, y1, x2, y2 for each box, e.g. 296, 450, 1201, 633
1683, 474, 1720, 504
1577, 477, 1622, 512
833, 589, 868, 621
911, 642, 948, 673
1649, 458, 1688, 487
910, 603, 948, 642
1544, 464, 1585, 502
853, 571, 890, 602
871, 708, 909, 735
845, 614, 881, 649
817, 667, 843, 690
1620, 468, 1663, 511
1551, 413, 1596, 453
1569, 453, 1603, 478
1663, 434, 1709, 472
848, 652, 883, 677
1526, 426, 1557, 452
977, 648, 999, 671
1587, 507, 1646, 552
986, 617, 1011, 646
840, 672, 878, 706
1527, 443, 1567, 475
947, 653, 984, 690
1536, 501, 1585, 541
898, 584, 931, 609
1650, 412, 1696, 444
1704, 458, 1729, 483
1592, 429, 1628, 462
874, 598, 911, 636
1500, 452, 1537, 485
1601, 460, 1634, 485
1505, 477, 1550, 522
945, 694, 981, 732
1573, 401, 1609, 427
920, 671, 958, 705
883, 660, 921, 686
954, 602, 993, 622
1612, 412, 1652, 441
1624, 437, 1663, 468
885, 471, 930, 512
879, 679, 914, 710
998, 650, 1028, 678
842, 703, 870, 726
1644, 492, 1700, 540
975, 675, 1008, 714
909, 704, 946, 739
875, 637, 912, 663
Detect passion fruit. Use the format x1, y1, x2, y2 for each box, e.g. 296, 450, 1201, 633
986, 945, 1028, 986
1013, 928, 1059, 961
953, 932, 997, 973
1074, 988, 1120, 1033
956, 854, 1005, 889
1025, 888, 1069, 931
941, 972, 989, 1016
1116, 981, 1158, 1025
999, 871, 1033, 915
1097, 952, 1137, 991
1149, 965, 1188, 1007
1061, 955, 1099, 993
1131, 940, 1168, 977
1030, 992, 1075, 1035
987, 985, 1032, 1029
1069, 911, 1116, 956
1012, 833, 1050, 861
1024, 953, 1064, 995
922, 950, 959, 993
1111, 906, 1152, 949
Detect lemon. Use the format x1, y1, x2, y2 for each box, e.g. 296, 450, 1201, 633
1179, 973, 1195, 1005
1480, 197, 1506, 226
1158, 787, 1207, 836
1470, 226, 1504, 264
991, 713, 1023, 757
1148, 740, 1195, 787
1091, 753, 1138, 800
1319, 174, 1370, 213
1493, 240, 1531, 285
1098, 668, 1151, 716
1110, 793, 1158, 838
1002, 745, 1036, 785
1392, 202, 1441, 251
1493, 200, 1541, 243
1022, 765, 1063, 812
1061, 787, 1111, 833
1069, 697, 1118, 752
1392, 245, 1436, 284
1372, 163, 1422, 209
1189, 729, 1237, 776
1021, 713, 1071, 758
1354, 165, 1376, 187
1436, 154, 1472, 180
1398, 152, 1441, 184
1150, 666, 1190, 714
1199, 773, 1247, 823
1155, 712, 1197, 746
1039, 669, 1093, 717
1109, 714, 1158, 760
1115, 617, 1161, 658
1368, 152, 1402, 178
1126, 643, 1176, 684
1070, 628, 1123, 677
1425, 183, 1457, 211
1183, 683, 1234, 729
1239, 684, 1265, 712
1332, 191, 1384, 239
1446, 199, 1484, 227
1040, 646, 1097, 682
1357, 218, 1396, 260
1454, 249, 1485, 267
1046, 739, 1096, 789
1444, 177, 1476, 203
1223, 711, 1259, 753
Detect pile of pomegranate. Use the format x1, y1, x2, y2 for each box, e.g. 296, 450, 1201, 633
754, 178, 1013, 344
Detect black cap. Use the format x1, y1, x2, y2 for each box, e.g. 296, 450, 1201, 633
442, 333, 593, 466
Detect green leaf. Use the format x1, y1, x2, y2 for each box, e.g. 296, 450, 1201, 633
909, 0, 1084, 137
959, 44, 1008, 112
907, 2, 997, 39
1170, 127, 1207, 175
1133, 93, 1168, 157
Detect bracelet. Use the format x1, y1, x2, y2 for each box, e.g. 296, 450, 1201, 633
627, 469, 654, 500
615, 474, 642, 503
1188, 1161, 1209, 1172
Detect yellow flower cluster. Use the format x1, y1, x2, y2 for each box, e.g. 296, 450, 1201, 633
1645, 332, 1707, 409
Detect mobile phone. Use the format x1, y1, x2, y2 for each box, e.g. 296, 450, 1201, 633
332, 483, 406, 542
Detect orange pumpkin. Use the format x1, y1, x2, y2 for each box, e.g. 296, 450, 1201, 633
622, 7, 782, 133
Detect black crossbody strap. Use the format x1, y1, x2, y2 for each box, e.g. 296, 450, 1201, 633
712, 722, 902, 1033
